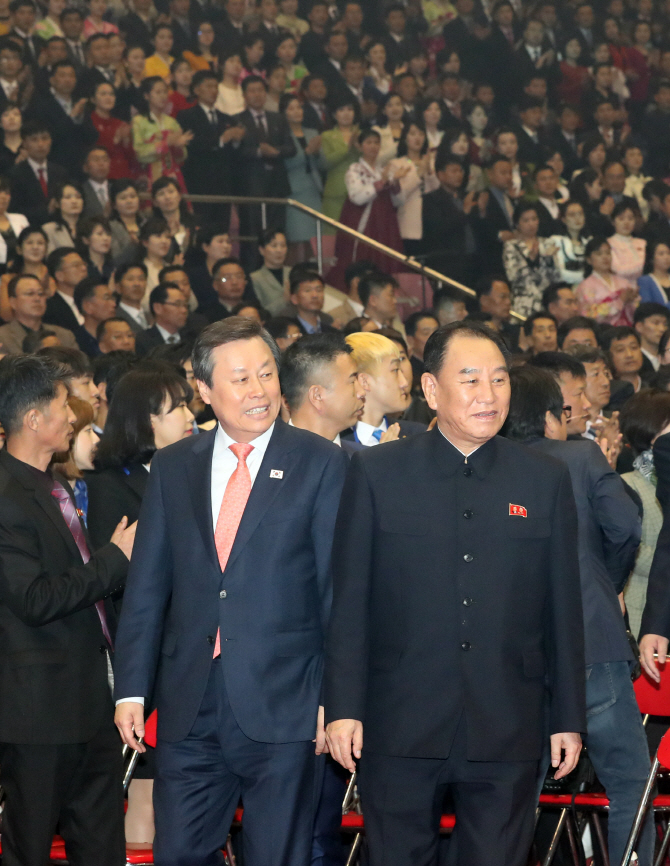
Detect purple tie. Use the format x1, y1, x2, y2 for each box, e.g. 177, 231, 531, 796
50, 481, 113, 648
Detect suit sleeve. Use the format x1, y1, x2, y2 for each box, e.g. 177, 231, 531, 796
113, 453, 174, 701
0, 496, 128, 626
324, 454, 374, 724
586, 443, 641, 592
86, 474, 131, 552
275, 115, 297, 159
546, 464, 587, 735
653, 432, 670, 512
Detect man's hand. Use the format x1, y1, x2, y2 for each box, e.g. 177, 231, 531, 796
326, 719, 363, 772
70, 97, 88, 119
380, 422, 401, 443
314, 705, 329, 755
259, 142, 279, 157
550, 732, 582, 779
110, 516, 137, 560
639, 634, 669, 683
115, 702, 146, 752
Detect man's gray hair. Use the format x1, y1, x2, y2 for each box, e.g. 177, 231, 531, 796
192, 317, 281, 387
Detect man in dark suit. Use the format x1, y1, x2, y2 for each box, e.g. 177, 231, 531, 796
198, 257, 248, 324
533, 164, 564, 237
542, 105, 582, 181
474, 156, 516, 273
234, 75, 296, 270
25, 59, 97, 176
114, 316, 349, 866
421, 154, 482, 285
61, 7, 86, 72
118, 0, 154, 54
0, 353, 136, 866
510, 95, 545, 165
9, 0, 42, 67
114, 262, 150, 335
135, 283, 189, 356
44, 249, 89, 334
177, 69, 245, 229
442, 0, 488, 83
300, 73, 330, 131
340, 330, 427, 447
288, 270, 337, 335
213, 0, 246, 52
76, 34, 117, 99
324, 321, 585, 866
504, 364, 652, 866
9, 121, 68, 224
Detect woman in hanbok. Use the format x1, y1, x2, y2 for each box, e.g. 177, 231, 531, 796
330, 128, 403, 288
576, 236, 639, 326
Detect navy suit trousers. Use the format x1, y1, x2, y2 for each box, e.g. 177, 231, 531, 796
154, 659, 318, 866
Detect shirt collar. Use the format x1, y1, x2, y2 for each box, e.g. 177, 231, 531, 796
89, 179, 108, 192
431, 425, 497, 477
356, 417, 387, 445
216, 420, 275, 456
297, 314, 320, 334
155, 322, 180, 342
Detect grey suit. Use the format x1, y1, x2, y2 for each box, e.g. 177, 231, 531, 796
114, 304, 148, 336
81, 181, 110, 219
0, 319, 77, 354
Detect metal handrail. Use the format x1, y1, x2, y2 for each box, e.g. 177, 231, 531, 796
162, 192, 527, 321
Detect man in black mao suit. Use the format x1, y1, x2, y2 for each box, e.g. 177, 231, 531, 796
234, 75, 296, 270
114, 317, 349, 866
324, 322, 586, 866
0, 354, 136, 866
177, 69, 245, 229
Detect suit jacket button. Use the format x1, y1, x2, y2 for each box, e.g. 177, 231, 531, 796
463, 553, 473, 562
100, 645, 107, 653
207, 635, 215, 644
462, 597, 473, 606
220, 590, 227, 598
463, 509, 473, 519
463, 466, 473, 477
461, 641, 471, 651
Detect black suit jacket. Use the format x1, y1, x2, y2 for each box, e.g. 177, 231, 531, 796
535, 199, 564, 238
177, 104, 237, 195
340, 419, 427, 449
135, 324, 170, 357
43, 292, 81, 334
25, 92, 97, 175
114, 420, 349, 743
421, 187, 473, 281
118, 12, 153, 53
474, 190, 514, 272
301, 101, 330, 132
0, 450, 128, 744
640, 433, 670, 637
526, 437, 639, 664
324, 430, 586, 761
9, 160, 68, 225
86, 464, 148, 553
510, 122, 544, 166
233, 109, 295, 197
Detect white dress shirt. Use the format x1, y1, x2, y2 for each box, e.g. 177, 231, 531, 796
57, 289, 85, 325
117, 421, 276, 706
642, 347, 661, 371
156, 323, 180, 344
210, 421, 275, 530
89, 179, 109, 207
355, 417, 387, 446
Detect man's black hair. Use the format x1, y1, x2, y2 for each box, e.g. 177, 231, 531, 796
0, 354, 70, 435
358, 271, 396, 309
289, 269, 324, 295
475, 274, 509, 297
74, 276, 107, 314
279, 332, 350, 412
542, 282, 572, 309
265, 316, 299, 342
405, 310, 438, 337
423, 321, 510, 377
501, 364, 563, 441
149, 282, 180, 316
557, 315, 598, 348
600, 325, 641, 350
528, 351, 587, 379
633, 302, 670, 325
523, 310, 558, 337
92, 350, 137, 392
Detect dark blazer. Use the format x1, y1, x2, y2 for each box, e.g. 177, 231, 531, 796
301, 101, 330, 132
640, 433, 670, 637
44, 292, 81, 334
86, 464, 148, 553
118, 12, 153, 53
25, 92, 98, 175
176, 104, 237, 197
526, 437, 639, 664
510, 122, 544, 166
113, 419, 349, 743
9, 160, 68, 225
534, 199, 564, 238
114, 304, 147, 336
11, 29, 42, 67
474, 189, 514, 272
324, 430, 586, 761
134, 325, 171, 357
233, 108, 296, 198
0, 450, 128, 744
340, 419, 427, 451
75, 66, 115, 100
421, 186, 473, 282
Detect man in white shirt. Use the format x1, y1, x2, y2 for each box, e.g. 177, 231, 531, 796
342, 331, 422, 447
534, 164, 562, 236
0, 40, 23, 106
281, 331, 364, 446
114, 316, 349, 866
115, 263, 150, 334
634, 302, 670, 374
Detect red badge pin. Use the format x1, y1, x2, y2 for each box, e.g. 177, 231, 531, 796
509, 504, 527, 517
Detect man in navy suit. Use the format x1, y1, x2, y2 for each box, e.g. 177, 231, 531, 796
114, 317, 349, 866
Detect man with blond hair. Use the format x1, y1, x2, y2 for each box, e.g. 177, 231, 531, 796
340, 331, 427, 449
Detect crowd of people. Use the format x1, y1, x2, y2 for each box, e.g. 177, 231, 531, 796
4, 0, 670, 863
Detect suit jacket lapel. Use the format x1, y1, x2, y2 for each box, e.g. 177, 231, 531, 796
224, 421, 297, 575
188, 428, 220, 573
34, 485, 83, 562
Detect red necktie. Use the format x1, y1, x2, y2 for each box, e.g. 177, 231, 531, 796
212, 443, 254, 657
37, 167, 48, 199
50, 481, 113, 648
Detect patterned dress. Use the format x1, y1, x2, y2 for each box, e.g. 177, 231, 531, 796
131, 112, 188, 193
503, 238, 560, 317
576, 271, 637, 326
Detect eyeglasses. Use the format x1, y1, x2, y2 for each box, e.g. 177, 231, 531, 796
162, 300, 189, 309
216, 275, 244, 284
562, 405, 572, 418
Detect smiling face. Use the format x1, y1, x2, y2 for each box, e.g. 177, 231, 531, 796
558, 372, 591, 434
19, 231, 47, 265
198, 336, 281, 442
423, 333, 510, 453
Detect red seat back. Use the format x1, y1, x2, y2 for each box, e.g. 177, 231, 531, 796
658, 728, 670, 771
634, 667, 670, 717
144, 710, 158, 748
